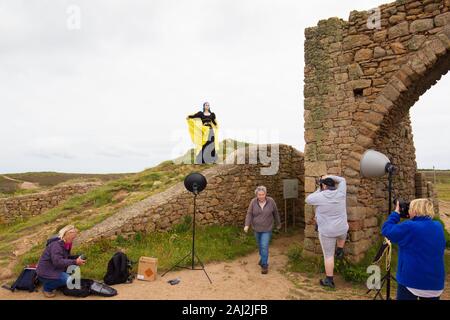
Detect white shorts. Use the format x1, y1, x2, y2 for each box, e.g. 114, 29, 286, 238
319, 233, 347, 259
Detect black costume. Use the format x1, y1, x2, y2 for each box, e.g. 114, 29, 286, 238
188, 111, 217, 164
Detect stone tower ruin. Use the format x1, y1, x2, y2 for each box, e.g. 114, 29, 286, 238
303, 0, 449, 262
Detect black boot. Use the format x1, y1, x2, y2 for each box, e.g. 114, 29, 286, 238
335, 247, 344, 260
261, 265, 268, 274
320, 276, 335, 288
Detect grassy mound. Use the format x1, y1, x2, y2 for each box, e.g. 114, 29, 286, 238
0, 160, 212, 264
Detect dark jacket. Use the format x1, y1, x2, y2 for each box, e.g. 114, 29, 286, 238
245, 196, 281, 232
36, 239, 77, 280
188, 111, 217, 127
382, 212, 446, 290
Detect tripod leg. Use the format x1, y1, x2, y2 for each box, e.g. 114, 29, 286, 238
195, 253, 212, 284
367, 274, 387, 300
161, 252, 191, 277
202, 269, 213, 284
195, 253, 205, 268
373, 276, 387, 300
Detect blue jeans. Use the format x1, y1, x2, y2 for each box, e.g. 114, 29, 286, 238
254, 231, 272, 267
38, 272, 70, 293
396, 284, 440, 300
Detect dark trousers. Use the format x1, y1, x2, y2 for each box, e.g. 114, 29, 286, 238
396, 284, 440, 300
38, 272, 70, 293
196, 128, 216, 164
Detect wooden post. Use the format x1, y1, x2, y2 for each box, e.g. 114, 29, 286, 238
284, 199, 287, 233
433, 166, 436, 184
293, 200, 295, 228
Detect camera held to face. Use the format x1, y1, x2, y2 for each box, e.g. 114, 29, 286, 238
394, 198, 410, 219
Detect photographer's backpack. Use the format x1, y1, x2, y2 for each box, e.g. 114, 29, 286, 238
60, 279, 118, 298
103, 252, 134, 285
2, 265, 39, 293
1, 237, 61, 293
60, 279, 92, 297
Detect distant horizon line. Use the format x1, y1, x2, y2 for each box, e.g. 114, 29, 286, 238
2, 167, 449, 176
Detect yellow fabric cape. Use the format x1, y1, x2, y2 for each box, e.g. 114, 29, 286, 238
186, 116, 219, 158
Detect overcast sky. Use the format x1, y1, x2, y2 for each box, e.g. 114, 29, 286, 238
0, 0, 448, 174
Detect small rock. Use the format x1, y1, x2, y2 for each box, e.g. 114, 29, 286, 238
390, 42, 407, 54
435, 12, 450, 27
408, 35, 426, 50
373, 46, 386, 58
354, 48, 373, 62
388, 21, 409, 39
410, 19, 434, 33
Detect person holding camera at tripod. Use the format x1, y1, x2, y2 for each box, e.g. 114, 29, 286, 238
382, 198, 446, 300
305, 175, 349, 289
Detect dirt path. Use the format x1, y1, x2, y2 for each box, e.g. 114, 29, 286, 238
0, 234, 370, 300
1, 175, 39, 190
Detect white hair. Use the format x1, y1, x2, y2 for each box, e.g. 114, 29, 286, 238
58, 225, 77, 240
255, 186, 267, 195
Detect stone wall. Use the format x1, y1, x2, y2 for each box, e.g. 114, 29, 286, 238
304, 0, 449, 261
415, 172, 440, 213
75, 144, 304, 245
0, 182, 103, 224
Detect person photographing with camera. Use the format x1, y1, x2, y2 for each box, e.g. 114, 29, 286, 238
305, 175, 349, 289
382, 198, 446, 300
36, 225, 86, 298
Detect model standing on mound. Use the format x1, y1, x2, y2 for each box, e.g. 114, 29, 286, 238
186, 102, 219, 164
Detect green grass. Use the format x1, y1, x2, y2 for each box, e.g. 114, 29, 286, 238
419, 169, 450, 184
418, 170, 450, 201
436, 184, 450, 201
435, 217, 450, 248
6, 172, 129, 188
286, 245, 324, 278
16, 219, 257, 281
0, 176, 20, 194
0, 187, 113, 242
0, 172, 130, 197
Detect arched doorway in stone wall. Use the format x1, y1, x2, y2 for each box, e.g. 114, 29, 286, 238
303, 0, 450, 262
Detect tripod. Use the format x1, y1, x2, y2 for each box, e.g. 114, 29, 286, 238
366, 238, 397, 300
367, 168, 397, 300
161, 190, 212, 284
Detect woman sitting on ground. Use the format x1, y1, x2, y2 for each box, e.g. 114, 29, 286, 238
382, 198, 446, 300
36, 225, 86, 298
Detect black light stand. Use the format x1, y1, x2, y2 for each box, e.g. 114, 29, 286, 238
161, 173, 212, 284
367, 165, 397, 300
